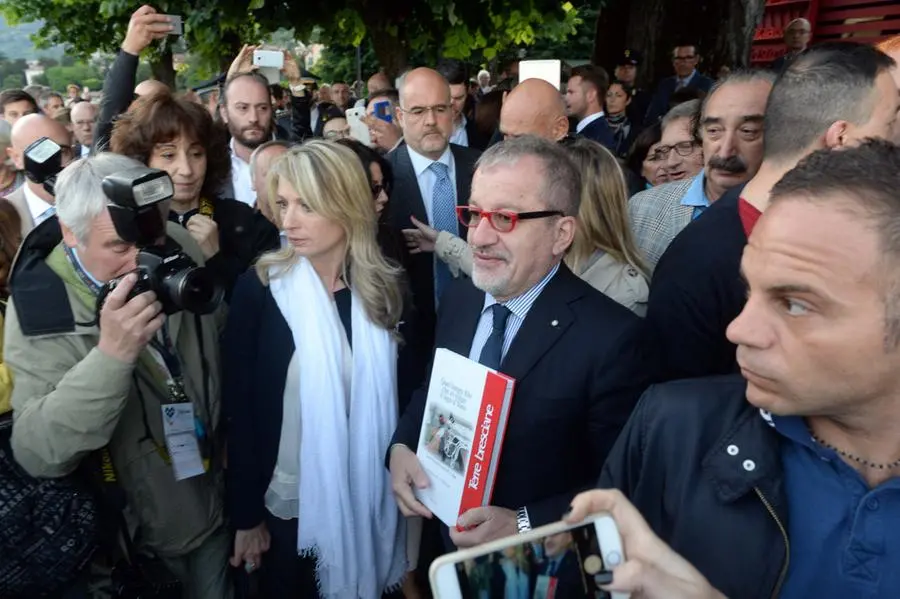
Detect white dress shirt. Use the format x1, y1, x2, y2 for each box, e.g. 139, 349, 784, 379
576, 111, 605, 134
24, 184, 54, 226
230, 138, 256, 207
406, 145, 457, 226
80, 145, 90, 158
449, 116, 469, 147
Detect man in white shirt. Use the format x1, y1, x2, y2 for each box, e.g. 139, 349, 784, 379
5, 114, 74, 236
219, 73, 276, 207
565, 64, 616, 151
70, 101, 98, 157
438, 59, 487, 150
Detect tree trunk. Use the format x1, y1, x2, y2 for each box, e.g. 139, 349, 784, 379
593, 0, 765, 88
150, 47, 176, 88
368, 24, 409, 80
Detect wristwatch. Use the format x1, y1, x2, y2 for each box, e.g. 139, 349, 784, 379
516, 506, 532, 534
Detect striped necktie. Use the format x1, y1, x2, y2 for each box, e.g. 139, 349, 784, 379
429, 161, 457, 302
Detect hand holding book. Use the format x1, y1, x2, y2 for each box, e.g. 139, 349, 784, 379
389, 445, 434, 519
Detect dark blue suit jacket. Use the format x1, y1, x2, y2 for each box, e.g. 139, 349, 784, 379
578, 117, 617, 152
390, 264, 652, 531
645, 72, 714, 124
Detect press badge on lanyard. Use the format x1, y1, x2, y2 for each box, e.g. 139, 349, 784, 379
149, 326, 206, 481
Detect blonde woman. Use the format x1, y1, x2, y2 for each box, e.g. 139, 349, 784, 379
563, 138, 649, 315
223, 141, 409, 598
403, 138, 649, 315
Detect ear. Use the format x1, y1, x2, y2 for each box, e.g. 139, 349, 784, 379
552, 216, 578, 256
394, 106, 405, 130
553, 116, 570, 141
823, 120, 849, 149
218, 104, 228, 124
8, 146, 23, 171
60, 221, 79, 249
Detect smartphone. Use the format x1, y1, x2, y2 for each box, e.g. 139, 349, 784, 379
373, 100, 393, 123
253, 50, 284, 70
519, 59, 562, 90
345, 107, 371, 146
161, 15, 183, 36
430, 513, 628, 599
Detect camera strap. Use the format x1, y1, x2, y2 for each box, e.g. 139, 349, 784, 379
148, 326, 188, 404
64, 244, 103, 296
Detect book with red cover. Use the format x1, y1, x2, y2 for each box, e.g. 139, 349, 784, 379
414, 348, 516, 529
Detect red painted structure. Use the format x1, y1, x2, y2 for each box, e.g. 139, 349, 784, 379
751, 0, 900, 66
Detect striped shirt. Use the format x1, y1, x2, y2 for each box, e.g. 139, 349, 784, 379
468, 263, 561, 365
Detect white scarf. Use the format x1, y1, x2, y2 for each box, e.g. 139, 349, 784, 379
270, 257, 407, 598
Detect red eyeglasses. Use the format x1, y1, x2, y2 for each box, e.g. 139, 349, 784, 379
455, 206, 564, 233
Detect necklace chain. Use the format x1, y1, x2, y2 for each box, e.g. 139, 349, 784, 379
811, 433, 900, 470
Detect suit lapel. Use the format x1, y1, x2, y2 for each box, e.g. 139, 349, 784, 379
500, 265, 583, 382
442, 282, 485, 357
451, 145, 476, 238
394, 144, 429, 226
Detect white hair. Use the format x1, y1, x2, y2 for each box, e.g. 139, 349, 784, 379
56, 152, 146, 244
478, 70, 490, 81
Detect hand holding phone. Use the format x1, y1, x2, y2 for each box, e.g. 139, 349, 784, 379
566, 489, 726, 599
253, 50, 285, 69
373, 100, 393, 123
122, 6, 176, 56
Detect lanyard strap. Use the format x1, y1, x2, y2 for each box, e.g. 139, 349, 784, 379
63, 244, 102, 295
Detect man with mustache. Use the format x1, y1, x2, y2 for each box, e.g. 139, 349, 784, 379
646, 42, 900, 383
601, 139, 900, 599
628, 71, 774, 271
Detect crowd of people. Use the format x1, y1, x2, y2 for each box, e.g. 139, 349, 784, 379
1, 3, 900, 598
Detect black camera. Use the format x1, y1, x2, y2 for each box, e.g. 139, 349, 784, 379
96, 166, 223, 316
23, 137, 65, 196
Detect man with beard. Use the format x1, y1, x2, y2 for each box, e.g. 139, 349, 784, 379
628, 71, 774, 271
646, 43, 900, 382
220, 70, 311, 207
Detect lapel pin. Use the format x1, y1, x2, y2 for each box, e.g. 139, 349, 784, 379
551, 320, 559, 327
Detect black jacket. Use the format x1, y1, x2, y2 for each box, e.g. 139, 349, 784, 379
169, 198, 279, 301
599, 375, 789, 599
645, 185, 747, 381
392, 265, 651, 530
578, 117, 617, 153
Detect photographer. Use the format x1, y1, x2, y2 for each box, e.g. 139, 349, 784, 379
5, 153, 230, 599
111, 91, 279, 298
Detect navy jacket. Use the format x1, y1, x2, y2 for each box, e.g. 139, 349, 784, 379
391, 264, 651, 530
644, 72, 714, 124
578, 117, 617, 153
645, 185, 747, 382
600, 376, 788, 599
223, 267, 423, 530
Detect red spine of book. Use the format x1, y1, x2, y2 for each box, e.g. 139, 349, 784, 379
457, 372, 509, 526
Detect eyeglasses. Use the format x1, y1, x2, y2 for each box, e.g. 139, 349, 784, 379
324, 128, 351, 140
399, 104, 452, 120
456, 206, 563, 233
651, 141, 698, 160
371, 182, 389, 197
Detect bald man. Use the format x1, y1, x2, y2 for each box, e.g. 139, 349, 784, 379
354, 71, 393, 110
772, 18, 811, 72
499, 78, 570, 142
134, 79, 169, 97
6, 114, 75, 236
386, 66, 481, 401
70, 101, 98, 157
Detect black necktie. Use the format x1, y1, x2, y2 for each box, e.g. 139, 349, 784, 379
478, 304, 512, 370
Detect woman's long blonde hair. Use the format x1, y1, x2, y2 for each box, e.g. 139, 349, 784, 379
255, 140, 405, 332
564, 139, 649, 279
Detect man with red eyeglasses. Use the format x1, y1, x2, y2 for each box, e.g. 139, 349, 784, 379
388, 136, 651, 552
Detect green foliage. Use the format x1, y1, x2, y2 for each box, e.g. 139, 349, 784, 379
314, 42, 380, 84
2, 73, 23, 88
30, 73, 49, 86
44, 63, 101, 91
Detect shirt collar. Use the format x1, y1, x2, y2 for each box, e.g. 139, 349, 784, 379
680, 171, 710, 209
762, 410, 831, 457
576, 111, 605, 133
679, 70, 698, 86
23, 182, 53, 221
481, 262, 561, 321
407, 144, 454, 178
69, 246, 105, 289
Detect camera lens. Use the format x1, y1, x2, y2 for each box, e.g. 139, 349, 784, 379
164, 266, 223, 314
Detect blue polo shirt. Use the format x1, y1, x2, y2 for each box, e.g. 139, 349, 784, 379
679, 171, 709, 220
771, 414, 900, 598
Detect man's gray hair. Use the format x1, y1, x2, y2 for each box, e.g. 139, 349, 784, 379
661, 99, 701, 133
38, 91, 63, 110
476, 136, 582, 217
764, 42, 896, 162
56, 153, 146, 245
249, 140, 293, 187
